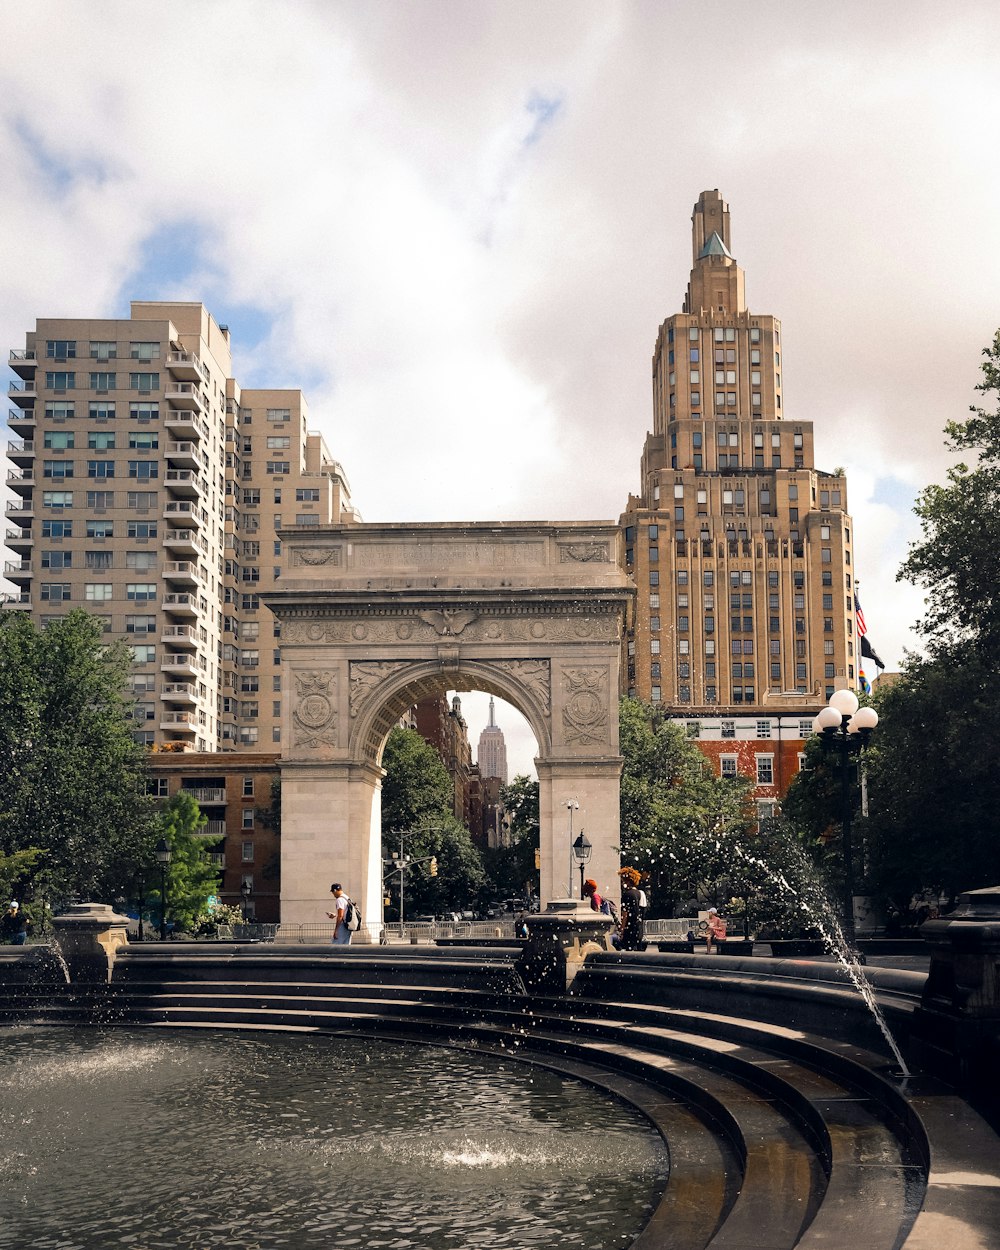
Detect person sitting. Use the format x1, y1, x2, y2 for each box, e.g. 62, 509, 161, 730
582, 878, 604, 911
705, 907, 727, 954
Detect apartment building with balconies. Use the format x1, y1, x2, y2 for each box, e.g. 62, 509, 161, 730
4, 302, 356, 753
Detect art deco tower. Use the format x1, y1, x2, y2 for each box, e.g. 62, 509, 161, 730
621, 191, 856, 736
476, 696, 509, 784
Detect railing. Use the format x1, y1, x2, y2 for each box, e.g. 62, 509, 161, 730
162, 529, 205, 551
7, 440, 33, 454
9, 349, 37, 363
274, 919, 522, 946
5, 527, 32, 541
186, 787, 226, 802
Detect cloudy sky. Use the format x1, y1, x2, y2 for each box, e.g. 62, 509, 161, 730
4, 0, 1000, 777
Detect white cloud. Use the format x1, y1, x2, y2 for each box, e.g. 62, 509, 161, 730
4, 0, 1000, 667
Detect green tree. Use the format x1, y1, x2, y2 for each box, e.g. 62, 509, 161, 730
618, 698, 755, 914
155, 791, 221, 933
380, 727, 454, 831
482, 775, 539, 905
379, 726, 485, 916
0, 610, 155, 906
857, 331, 1000, 909
899, 330, 1000, 657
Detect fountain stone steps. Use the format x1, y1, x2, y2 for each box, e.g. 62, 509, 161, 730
18, 977, 928, 1250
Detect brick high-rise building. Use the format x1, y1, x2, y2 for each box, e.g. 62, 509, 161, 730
5, 302, 357, 753
620, 191, 857, 810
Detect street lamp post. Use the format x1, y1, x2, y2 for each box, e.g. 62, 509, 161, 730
573, 832, 593, 900
565, 800, 580, 896
241, 879, 253, 922
155, 837, 172, 942
813, 689, 879, 946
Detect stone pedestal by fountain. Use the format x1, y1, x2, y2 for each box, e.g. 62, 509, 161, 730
52, 903, 131, 984
913, 885, 1000, 1089
516, 899, 616, 995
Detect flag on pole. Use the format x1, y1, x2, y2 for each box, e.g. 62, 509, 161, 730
860, 635, 886, 669
859, 669, 871, 695
854, 593, 867, 637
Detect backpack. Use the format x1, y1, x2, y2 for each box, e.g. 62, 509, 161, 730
343, 897, 362, 931
600, 898, 620, 924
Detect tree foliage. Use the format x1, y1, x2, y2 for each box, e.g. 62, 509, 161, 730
0, 610, 155, 906
482, 775, 539, 904
861, 653, 1000, 908
899, 331, 1000, 657
863, 331, 1000, 907
380, 727, 454, 832
618, 699, 755, 913
379, 726, 485, 916
154, 791, 220, 933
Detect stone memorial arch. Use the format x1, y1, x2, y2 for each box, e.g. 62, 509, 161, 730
265, 522, 633, 927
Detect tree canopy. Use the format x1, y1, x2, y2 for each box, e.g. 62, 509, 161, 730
618, 698, 755, 913
0, 609, 155, 907
155, 790, 221, 933
857, 331, 1000, 908
379, 726, 485, 917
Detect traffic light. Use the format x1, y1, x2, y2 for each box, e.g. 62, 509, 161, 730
429, 856, 438, 877
534, 848, 540, 870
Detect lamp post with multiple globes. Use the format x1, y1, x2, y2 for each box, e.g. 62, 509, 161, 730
812, 689, 879, 946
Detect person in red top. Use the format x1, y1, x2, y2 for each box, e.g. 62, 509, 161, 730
582, 878, 603, 911
705, 907, 727, 954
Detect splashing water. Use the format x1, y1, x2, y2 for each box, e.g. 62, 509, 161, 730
729, 839, 911, 1077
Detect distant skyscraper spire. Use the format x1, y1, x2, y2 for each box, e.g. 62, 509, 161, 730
477, 696, 509, 783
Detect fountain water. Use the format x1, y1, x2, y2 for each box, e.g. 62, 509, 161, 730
0, 1026, 668, 1249
729, 838, 912, 1077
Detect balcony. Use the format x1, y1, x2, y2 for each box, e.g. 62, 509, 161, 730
164, 409, 209, 441
7, 408, 35, 433
5, 498, 34, 521
5, 527, 33, 550
8, 349, 37, 379
160, 654, 198, 678
0, 592, 31, 610
160, 623, 198, 648
165, 441, 200, 469
161, 528, 203, 557
163, 501, 204, 528
165, 351, 206, 382
164, 469, 203, 498
7, 439, 34, 465
161, 682, 197, 705
161, 560, 199, 587
6, 467, 35, 494
164, 381, 206, 413
159, 711, 197, 733
4, 560, 32, 582
186, 787, 227, 804
161, 592, 198, 617
7, 380, 37, 408
203, 820, 226, 839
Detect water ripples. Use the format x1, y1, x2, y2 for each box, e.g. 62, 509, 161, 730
0, 1026, 667, 1249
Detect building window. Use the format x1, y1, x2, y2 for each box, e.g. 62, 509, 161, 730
89, 371, 116, 390
266, 408, 291, 422
756, 755, 774, 784
88, 460, 114, 479
42, 520, 72, 538
242, 809, 255, 830
126, 583, 157, 602
756, 719, 771, 738
85, 583, 113, 601
242, 840, 254, 861
721, 720, 735, 739
130, 342, 161, 361
266, 461, 290, 475
45, 371, 76, 389
130, 402, 159, 420
85, 547, 112, 565
721, 756, 738, 778
129, 372, 159, 391
41, 583, 71, 601
43, 460, 74, 479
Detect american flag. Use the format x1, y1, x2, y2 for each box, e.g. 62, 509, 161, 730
854, 593, 867, 638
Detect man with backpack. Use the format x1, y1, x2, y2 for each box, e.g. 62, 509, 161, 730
327, 882, 360, 946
